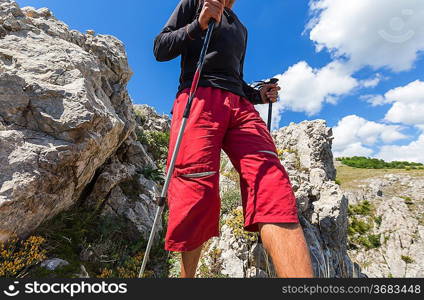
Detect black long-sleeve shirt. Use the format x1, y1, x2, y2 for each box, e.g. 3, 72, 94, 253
154, 0, 263, 105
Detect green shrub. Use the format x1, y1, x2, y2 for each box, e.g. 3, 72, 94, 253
136, 129, 170, 168
338, 156, 423, 169
221, 169, 240, 184
365, 234, 381, 249
226, 208, 257, 242
400, 196, 414, 206
374, 216, 383, 227
134, 110, 147, 125
401, 255, 414, 264
32, 205, 168, 278
198, 247, 228, 278
348, 201, 374, 216
348, 217, 371, 235
221, 189, 241, 216
141, 166, 164, 184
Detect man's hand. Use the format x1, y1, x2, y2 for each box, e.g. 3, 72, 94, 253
260, 83, 281, 104
198, 0, 225, 30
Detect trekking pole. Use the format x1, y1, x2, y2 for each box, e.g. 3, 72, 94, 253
266, 78, 279, 132
138, 21, 216, 278
253, 78, 279, 132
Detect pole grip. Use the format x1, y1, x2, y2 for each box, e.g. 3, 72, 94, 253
266, 78, 278, 132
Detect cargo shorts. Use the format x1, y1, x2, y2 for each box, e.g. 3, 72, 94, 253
165, 87, 299, 252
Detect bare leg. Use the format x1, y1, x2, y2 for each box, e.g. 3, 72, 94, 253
259, 223, 314, 278
180, 244, 203, 278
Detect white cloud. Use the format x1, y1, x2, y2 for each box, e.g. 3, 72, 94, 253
359, 74, 384, 88
258, 0, 424, 133
386, 101, 424, 125
334, 142, 374, 158
362, 80, 424, 125
308, 0, 424, 72
256, 61, 358, 129
377, 134, 424, 163
333, 115, 408, 157
384, 80, 424, 125
360, 94, 387, 106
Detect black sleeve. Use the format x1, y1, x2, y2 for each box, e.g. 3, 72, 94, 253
240, 30, 263, 105
154, 0, 204, 62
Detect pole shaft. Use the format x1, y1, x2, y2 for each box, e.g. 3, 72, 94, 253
138, 22, 215, 278
267, 102, 273, 132
139, 116, 188, 278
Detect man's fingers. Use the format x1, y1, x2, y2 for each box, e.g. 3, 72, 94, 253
206, 0, 224, 10
260, 83, 281, 104
205, 0, 225, 12
266, 89, 279, 103
204, 0, 224, 22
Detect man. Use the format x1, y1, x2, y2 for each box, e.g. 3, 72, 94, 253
154, 0, 314, 278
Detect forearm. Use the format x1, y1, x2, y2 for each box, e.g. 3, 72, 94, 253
154, 19, 203, 62
153, 0, 203, 62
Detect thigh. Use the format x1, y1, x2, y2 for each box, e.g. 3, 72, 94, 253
167, 87, 230, 173
223, 98, 298, 232
222, 97, 278, 171
165, 87, 231, 251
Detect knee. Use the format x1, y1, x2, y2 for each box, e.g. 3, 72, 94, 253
258, 222, 301, 233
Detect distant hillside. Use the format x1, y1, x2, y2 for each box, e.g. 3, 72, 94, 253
336, 156, 424, 170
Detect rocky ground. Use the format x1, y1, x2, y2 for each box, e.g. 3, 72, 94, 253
339, 167, 424, 278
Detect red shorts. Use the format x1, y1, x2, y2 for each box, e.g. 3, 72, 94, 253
165, 87, 299, 252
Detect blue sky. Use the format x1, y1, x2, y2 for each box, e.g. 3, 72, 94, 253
16, 0, 424, 162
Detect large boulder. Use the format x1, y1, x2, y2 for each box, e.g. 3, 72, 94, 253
0, 0, 136, 241
86, 105, 170, 239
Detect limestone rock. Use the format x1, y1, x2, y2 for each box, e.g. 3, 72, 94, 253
347, 174, 424, 277
133, 104, 170, 132
40, 258, 69, 271
0, 0, 135, 241
86, 105, 170, 240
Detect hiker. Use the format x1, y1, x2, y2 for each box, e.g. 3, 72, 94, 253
154, 0, 314, 278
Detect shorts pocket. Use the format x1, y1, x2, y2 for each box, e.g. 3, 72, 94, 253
174, 164, 217, 179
